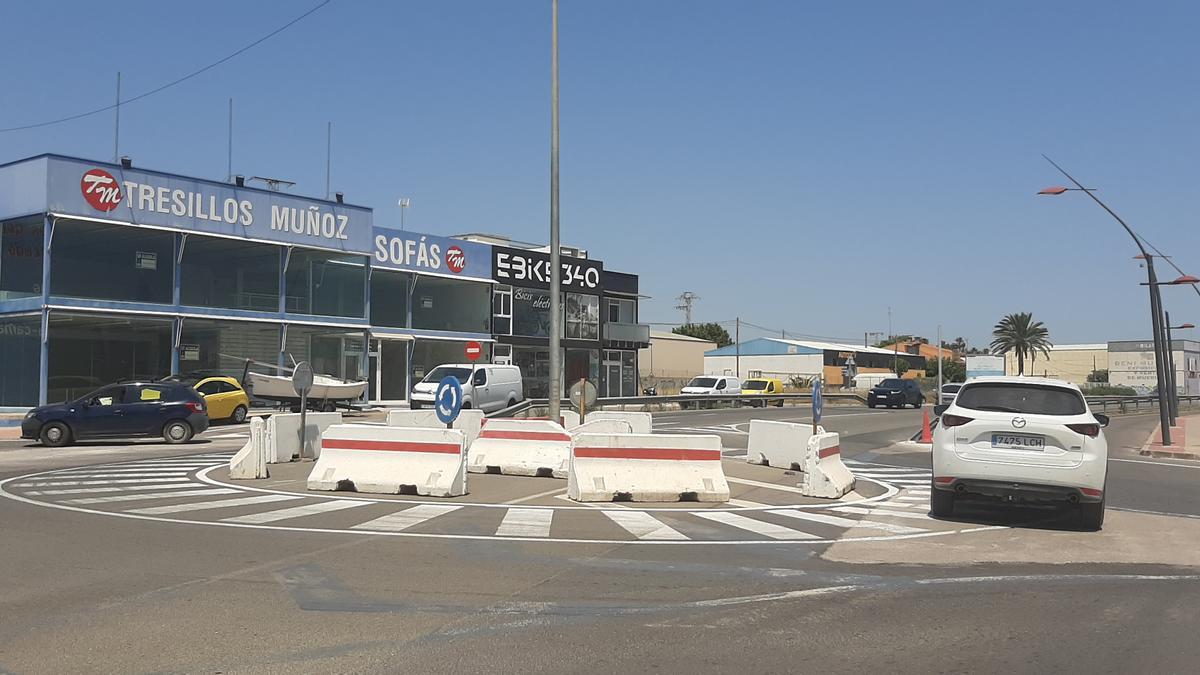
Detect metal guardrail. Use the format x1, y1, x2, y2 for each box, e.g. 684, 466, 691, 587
1084, 394, 1200, 414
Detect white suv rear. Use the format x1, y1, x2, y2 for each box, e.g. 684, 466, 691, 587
931, 376, 1109, 530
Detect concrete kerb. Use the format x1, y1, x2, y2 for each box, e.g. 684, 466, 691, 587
386, 408, 484, 447
307, 424, 467, 497
467, 419, 573, 477
746, 419, 825, 470
228, 417, 268, 480
568, 433, 730, 502
265, 412, 342, 463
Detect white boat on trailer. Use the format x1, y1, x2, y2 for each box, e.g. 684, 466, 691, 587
229, 354, 367, 410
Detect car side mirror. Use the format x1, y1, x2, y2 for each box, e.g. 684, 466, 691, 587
934, 404, 949, 417
1095, 413, 1110, 428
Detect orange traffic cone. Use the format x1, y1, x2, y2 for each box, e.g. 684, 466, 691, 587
920, 408, 933, 443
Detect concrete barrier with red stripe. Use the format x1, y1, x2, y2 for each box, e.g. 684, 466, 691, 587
386, 408, 484, 447
307, 424, 467, 496
583, 411, 652, 434
568, 433, 729, 502
801, 431, 855, 498
467, 419, 573, 477
570, 419, 634, 437
746, 419, 824, 470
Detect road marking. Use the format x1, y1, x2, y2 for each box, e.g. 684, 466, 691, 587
766, 508, 925, 534
223, 499, 367, 524
1110, 457, 1200, 469
495, 508, 555, 537
692, 511, 820, 539
351, 504, 462, 532
38, 472, 189, 480
879, 501, 927, 510
206, 433, 250, 439
53, 467, 196, 473
833, 506, 935, 521
10, 477, 191, 487
896, 496, 928, 502
725, 476, 806, 494
602, 510, 689, 540
905, 490, 931, 496
25, 483, 198, 495
65, 488, 239, 504
503, 487, 567, 505
127, 494, 299, 515
727, 498, 771, 508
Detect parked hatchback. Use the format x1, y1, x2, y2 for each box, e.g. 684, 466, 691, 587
194, 377, 251, 423
867, 378, 924, 408
931, 376, 1109, 530
21, 381, 210, 447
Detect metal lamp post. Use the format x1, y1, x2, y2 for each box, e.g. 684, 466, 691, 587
547, 0, 563, 422
1038, 157, 1173, 445
1138, 275, 1197, 425
1165, 316, 1194, 421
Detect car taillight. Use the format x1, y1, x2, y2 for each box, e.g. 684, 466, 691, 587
934, 476, 955, 484
186, 401, 205, 414
1066, 423, 1100, 438
940, 413, 973, 428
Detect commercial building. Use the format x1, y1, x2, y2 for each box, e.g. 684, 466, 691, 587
1003, 344, 1107, 385
703, 338, 926, 386
0, 154, 648, 408
1108, 339, 1199, 394
639, 330, 719, 393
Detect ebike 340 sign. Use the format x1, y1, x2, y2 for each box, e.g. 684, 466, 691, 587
48, 157, 372, 253
492, 245, 602, 291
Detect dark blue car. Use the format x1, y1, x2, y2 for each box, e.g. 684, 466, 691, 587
21, 382, 210, 447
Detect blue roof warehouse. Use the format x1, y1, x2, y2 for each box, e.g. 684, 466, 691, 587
0, 154, 649, 408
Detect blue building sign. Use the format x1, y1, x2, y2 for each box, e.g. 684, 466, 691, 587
371, 227, 492, 282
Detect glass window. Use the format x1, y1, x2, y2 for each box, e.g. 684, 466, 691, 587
50, 220, 174, 304
513, 346, 551, 398
688, 377, 717, 388
422, 365, 472, 384
180, 235, 279, 311
566, 293, 599, 340
86, 385, 127, 406
369, 269, 410, 328
0, 315, 40, 405
369, 339, 410, 401
565, 348, 598, 387
284, 326, 367, 382
179, 319, 279, 381
493, 285, 512, 336
285, 248, 367, 318
411, 340, 489, 382
513, 287, 553, 338
956, 383, 1086, 415
621, 350, 636, 397
411, 276, 490, 333
196, 380, 223, 396
47, 312, 172, 403
606, 298, 635, 324
1, 217, 44, 300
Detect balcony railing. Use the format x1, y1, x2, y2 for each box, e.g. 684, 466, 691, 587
604, 321, 650, 343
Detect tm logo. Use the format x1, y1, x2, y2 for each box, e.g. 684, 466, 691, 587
445, 246, 466, 273
81, 169, 123, 212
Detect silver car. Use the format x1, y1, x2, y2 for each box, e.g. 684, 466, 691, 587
939, 383, 963, 405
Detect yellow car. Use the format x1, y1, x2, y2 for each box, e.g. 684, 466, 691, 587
741, 377, 785, 407
193, 377, 251, 423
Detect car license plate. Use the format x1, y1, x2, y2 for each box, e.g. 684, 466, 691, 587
991, 433, 1045, 450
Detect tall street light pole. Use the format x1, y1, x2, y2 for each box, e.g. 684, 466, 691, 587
1144, 275, 1199, 420
1039, 156, 1173, 445
1166, 318, 1196, 418
547, 0, 563, 421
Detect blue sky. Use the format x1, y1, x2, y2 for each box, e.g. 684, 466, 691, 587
3, 0, 1198, 347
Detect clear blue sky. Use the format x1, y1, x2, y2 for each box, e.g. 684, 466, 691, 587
3, 0, 1198, 348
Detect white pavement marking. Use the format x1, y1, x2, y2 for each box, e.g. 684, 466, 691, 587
727, 498, 771, 508
503, 487, 567, 505
766, 508, 925, 535
223, 499, 367, 524
833, 506, 937, 521
54, 467, 196, 473
692, 511, 820, 540
602, 510, 689, 540
10, 477, 191, 487
879, 501, 928, 510
495, 508, 555, 537
351, 504, 462, 532
1110, 457, 1200, 469
906, 490, 931, 496
206, 433, 249, 439
38, 473, 188, 480
66, 488, 239, 504
26, 483, 198, 495
896, 496, 928, 502
556, 494, 633, 509
127, 494, 299, 515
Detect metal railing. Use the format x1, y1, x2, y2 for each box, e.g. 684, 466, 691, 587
1084, 394, 1200, 414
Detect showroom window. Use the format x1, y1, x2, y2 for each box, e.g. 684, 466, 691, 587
410, 276, 490, 333
180, 235, 280, 311
512, 287, 552, 338
50, 220, 174, 304
565, 293, 600, 340
178, 318, 279, 380
369, 269, 410, 328
285, 248, 367, 318
1, 217, 44, 300
46, 312, 173, 404
0, 314, 40, 405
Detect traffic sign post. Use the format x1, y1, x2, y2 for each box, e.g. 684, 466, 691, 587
292, 362, 315, 459
465, 341, 482, 362
811, 376, 823, 435
568, 379, 598, 423
435, 376, 465, 429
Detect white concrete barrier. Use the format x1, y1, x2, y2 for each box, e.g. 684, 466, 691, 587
568, 433, 729, 502
583, 411, 652, 434
506, 410, 580, 429
307, 424, 467, 496
746, 420, 824, 470
570, 419, 634, 437
467, 419, 572, 477
228, 417, 268, 480
801, 432, 855, 498
266, 412, 342, 462
386, 408, 484, 447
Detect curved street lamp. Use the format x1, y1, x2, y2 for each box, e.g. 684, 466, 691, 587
1039, 156, 1174, 445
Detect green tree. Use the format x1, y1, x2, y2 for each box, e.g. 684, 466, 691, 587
1087, 369, 1109, 383
928, 357, 966, 382
895, 357, 911, 376
673, 322, 732, 347
989, 312, 1052, 375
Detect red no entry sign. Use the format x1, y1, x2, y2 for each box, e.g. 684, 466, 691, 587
465, 341, 482, 361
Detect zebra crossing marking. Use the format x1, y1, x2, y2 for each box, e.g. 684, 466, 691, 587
127, 494, 299, 515
223, 499, 367, 524
602, 510, 688, 540
28, 483, 201, 496
766, 508, 925, 535
692, 511, 820, 540
495, 508, 555, 537
833, 506, 936, 521
65, 488, 239, 505
351, 504, 462, 532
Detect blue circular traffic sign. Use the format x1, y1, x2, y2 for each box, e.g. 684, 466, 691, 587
812, 378, 823, 423
435, 376, 464, 425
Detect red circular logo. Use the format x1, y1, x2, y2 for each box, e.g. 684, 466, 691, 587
445, 246, 466, 274
80, 169, 123, 212
465, 341, 482, 361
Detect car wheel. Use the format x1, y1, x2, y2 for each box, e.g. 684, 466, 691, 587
867, 402, 875, 409
462, 402, 472, 409
1079, 495, 1105, 531
930, 486, 955, 517
508, 398, 517, 409
39, 421, 73, 448
914, 398, 923, 408
231, 405, 248, 424
162, 420, 194, 444
775, 399, 784, 408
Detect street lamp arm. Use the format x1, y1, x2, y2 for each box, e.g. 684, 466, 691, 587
1042, 155, 1150, 258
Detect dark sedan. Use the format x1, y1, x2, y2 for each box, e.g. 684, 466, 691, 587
867, 378, 924, 409
21, 382, 210, 447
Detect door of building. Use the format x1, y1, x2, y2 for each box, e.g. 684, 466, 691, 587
368, 337, 411, 403
604, 358, 622, 398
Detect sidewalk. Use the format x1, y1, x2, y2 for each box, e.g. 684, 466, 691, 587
1141, 414, 1200, 459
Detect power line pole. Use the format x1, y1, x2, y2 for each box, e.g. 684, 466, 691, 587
937, 324, 943, 397
735, 317, 741, 379
547, 0, 563, 422
675, 292, 699, 325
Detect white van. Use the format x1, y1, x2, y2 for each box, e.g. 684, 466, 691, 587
410, 364, 524, 413
681, 375, 742, 396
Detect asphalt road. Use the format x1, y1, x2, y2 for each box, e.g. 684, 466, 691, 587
0, 406, 1197, 674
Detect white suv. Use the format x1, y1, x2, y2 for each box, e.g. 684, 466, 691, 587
931, 376, 1109, 530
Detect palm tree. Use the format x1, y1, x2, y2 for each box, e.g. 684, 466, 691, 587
990, 312, 1052, 375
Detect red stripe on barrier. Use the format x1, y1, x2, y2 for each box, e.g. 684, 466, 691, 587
818, 445, 841, 458
574, 447, 721, 461
323, 439, 461, 454
480, 430, 572, 442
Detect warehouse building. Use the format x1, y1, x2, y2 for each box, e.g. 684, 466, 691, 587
703, 338, 926, 386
